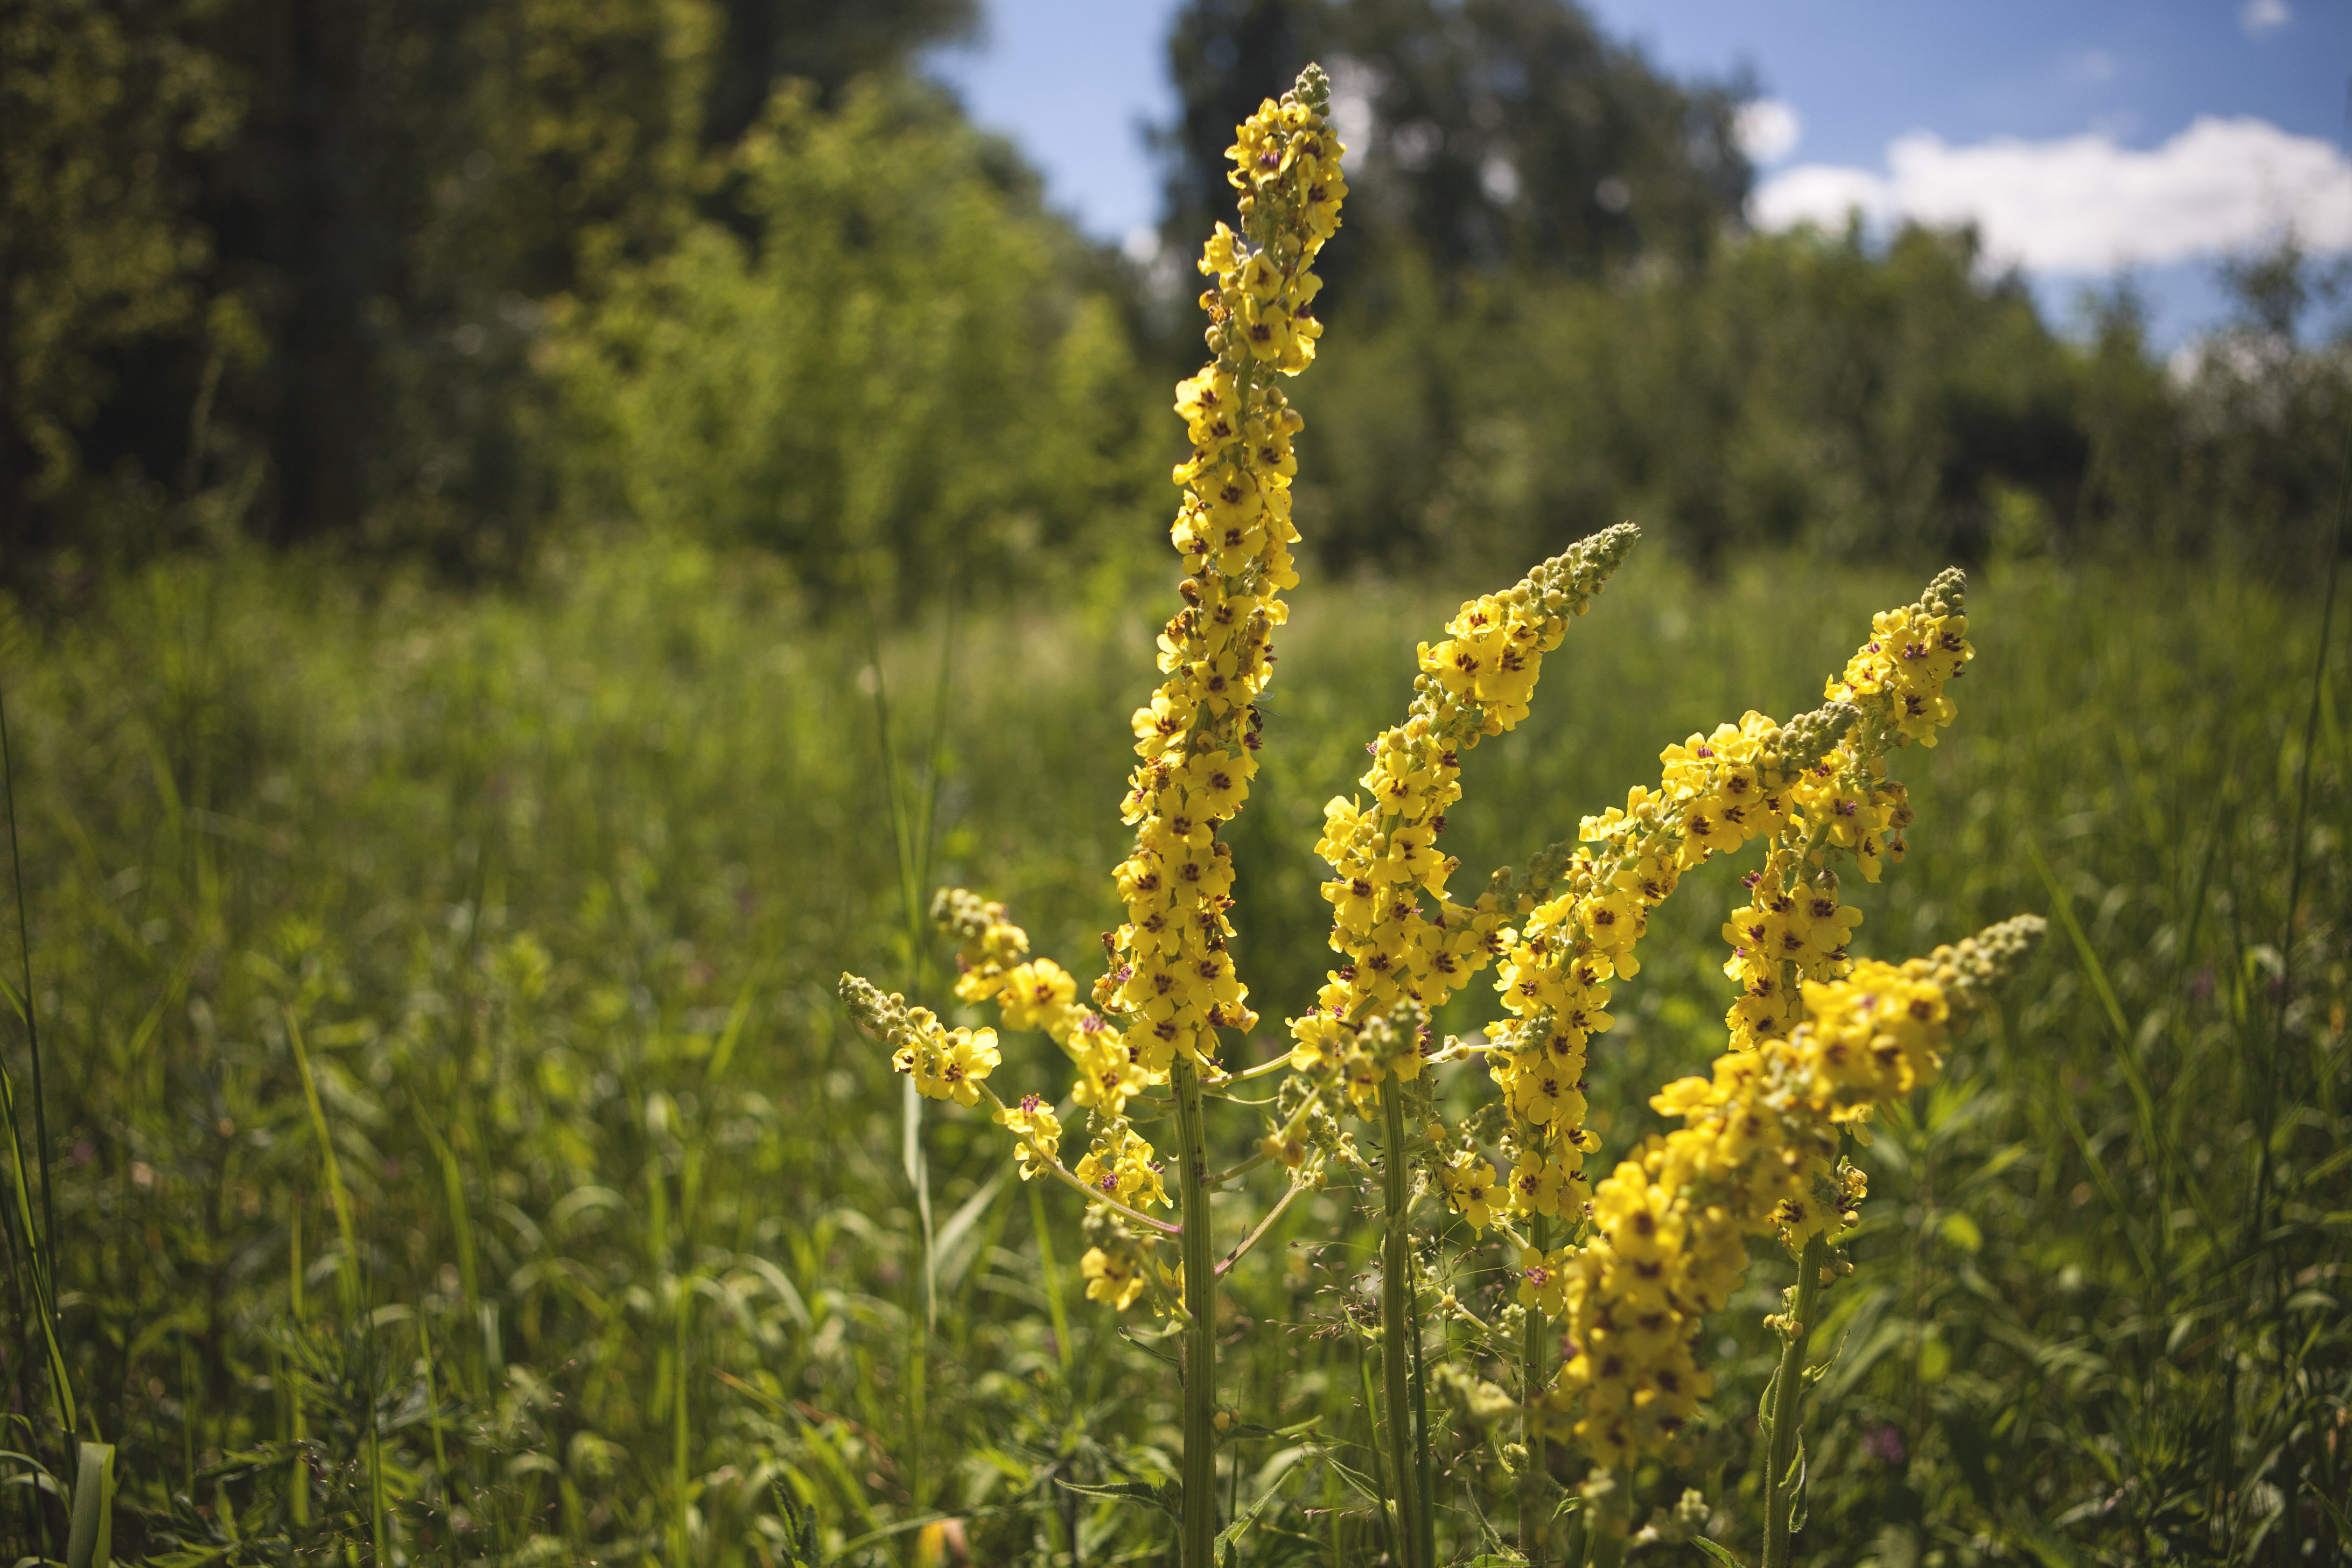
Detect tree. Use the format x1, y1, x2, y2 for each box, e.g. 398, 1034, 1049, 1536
1157, 0, 1750, 281
0, 0, 235, 566
1, 0, 989, 576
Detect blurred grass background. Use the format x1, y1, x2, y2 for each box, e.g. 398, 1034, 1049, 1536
3, 0, 2349, 1562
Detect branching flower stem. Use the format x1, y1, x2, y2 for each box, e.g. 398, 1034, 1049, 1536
976, 1084, 1179, 1236
1172, 1056, 1220, 1568
1216, 1175, 1310, 1278
1762, 1231, 1830, 1568
1212, 1055, 1296, 1086
1381, 1086, 1432, 1568
1522, 1210, 1550, 1564
1210, 1092, 1321, 1186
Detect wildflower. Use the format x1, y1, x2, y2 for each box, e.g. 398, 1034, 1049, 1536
1441, 1158, 1502, 1233
1075, 1124, 1171, 1212
1518, 1245, 1571, 1319
1081, 1245, 1148, 1311
996, 1094, 1063, 1180
998, 958, 1076, 1033
1291, 525, 1639, 1107
1527, 915, 2044, 1465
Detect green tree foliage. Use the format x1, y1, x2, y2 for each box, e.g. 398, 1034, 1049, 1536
0, 0, 985, 579
1298, 222, 2104, 570
1158, 0, 1748, 276
548, 79, 1161, 601
2, 0, 2341, 592
0, 0, 238, 557
701, 0, 976, 142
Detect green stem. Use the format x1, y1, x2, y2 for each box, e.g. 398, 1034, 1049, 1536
1521, 1210, 1550, 1565
1408, 1264, 1435, 1568
674, 1271, 694, 1568
1762, 1232, 1830, 1568
1380, 1086, 1425, 1568
289, 1199, 309, 1527
419, 1313, 449, 1515
1583, 1469, 1627, 1568
1173, 1056, 1218, 1568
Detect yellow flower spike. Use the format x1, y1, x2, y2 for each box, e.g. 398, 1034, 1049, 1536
1290, 523, 1641, 1090
1464, 574, 1972, 1098
1525, 916, 2043, 1466
841, 93, 1355, 1568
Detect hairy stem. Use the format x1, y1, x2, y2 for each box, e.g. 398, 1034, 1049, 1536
1380, 1085, 1426, 1568
1762, 1231, 1830, 1568
1173, 1056, 1219, 1568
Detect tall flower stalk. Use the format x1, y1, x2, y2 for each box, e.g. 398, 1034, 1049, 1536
842, 65, 1347, 1568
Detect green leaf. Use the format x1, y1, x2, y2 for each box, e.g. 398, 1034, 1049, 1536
1056, 1477, 1179, 1518
1211, 1467, 1291, 1567
1692, 1538, 1749, 1567
67, 1441, 114, 1568
1785, 1432, 1810, 1534
1939, 1212, 1984, 1253
1307, 1445, 1388, 1508
933, 1161, 1010, 1292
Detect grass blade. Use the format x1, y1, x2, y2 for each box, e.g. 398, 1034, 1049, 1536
286, 1007, 360, 1315
66, 1439, 111, 1568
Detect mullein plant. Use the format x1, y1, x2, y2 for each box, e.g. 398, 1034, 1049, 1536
1281, 545, 2041, 1565
842, 65, 1347, 1568
841, 63, 2042, 1568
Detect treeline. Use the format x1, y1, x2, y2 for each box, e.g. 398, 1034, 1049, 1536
4, 0, 2342, 596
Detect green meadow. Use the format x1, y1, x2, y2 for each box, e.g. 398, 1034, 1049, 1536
2, 536, 2342, 1563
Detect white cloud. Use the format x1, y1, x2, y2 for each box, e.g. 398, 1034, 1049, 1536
1751, 115, 2352, 273
1734, 97, 1802, 166
2241, 0, 2291, 37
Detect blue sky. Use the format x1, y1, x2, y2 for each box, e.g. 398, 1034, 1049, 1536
928, 1, 2347, 346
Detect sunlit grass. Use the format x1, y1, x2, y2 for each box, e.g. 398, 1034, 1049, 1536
0, 535, 2342, 1562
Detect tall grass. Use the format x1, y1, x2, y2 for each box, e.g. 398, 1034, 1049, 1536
0, 534, 2342, 1562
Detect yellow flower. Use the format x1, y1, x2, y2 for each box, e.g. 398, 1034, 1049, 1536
1081, 1245, 1147, 1311
1519, 1245, 1570, 1318
885, 1011, 998, 1108
1441, 1158, 1501, 1233
997, 958, 1076, 1033
1583, 890, 1641, 954
1513, 1061, 1582, 1126
996, 1093, 1063, 1180
1235, 296, 1296, 362
1677, 798, 1745, 864
1235, 249, 1283, 302
1075, 1126, 1169, 1211
1131, 690, 1195, 757
1181, 749, 1251, 820
1508, 1154, 1580, 1219
1527, 916, 2041, 1465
